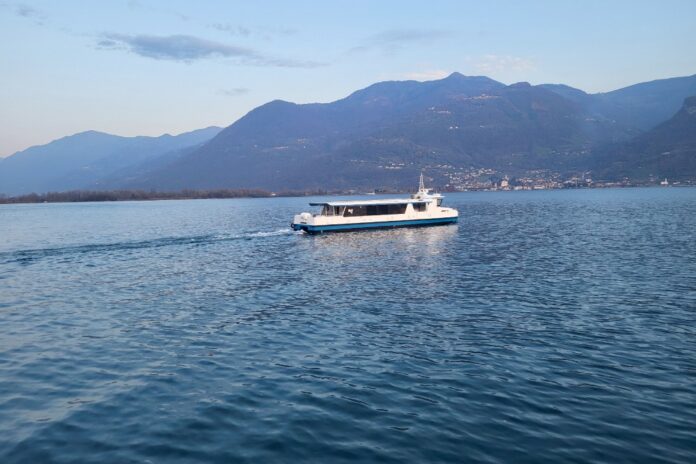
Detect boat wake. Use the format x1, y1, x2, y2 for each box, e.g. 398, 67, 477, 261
0, 228, 296, 266
234, 228, 296, 239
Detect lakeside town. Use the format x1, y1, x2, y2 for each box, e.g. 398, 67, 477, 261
376, 163, 694, 192
443, 173, 691, 191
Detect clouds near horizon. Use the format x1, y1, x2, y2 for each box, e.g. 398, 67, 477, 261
2, 1, 47, 24
350, 28, 450, 54
217, 88, 250, 97
403, 69, 451, 81
473, 55, 536, 74
97, 33, 324, 68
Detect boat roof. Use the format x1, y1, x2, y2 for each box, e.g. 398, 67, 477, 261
310, 198, 431, 207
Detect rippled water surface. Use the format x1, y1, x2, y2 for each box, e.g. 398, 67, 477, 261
1, 188, 695, 463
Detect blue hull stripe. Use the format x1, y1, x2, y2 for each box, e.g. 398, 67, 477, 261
292, 217, 457, 234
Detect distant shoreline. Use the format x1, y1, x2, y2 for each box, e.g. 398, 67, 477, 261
0, 183, 693, 205
0, 189, 326, 205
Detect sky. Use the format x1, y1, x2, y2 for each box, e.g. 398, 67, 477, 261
1, 0, 695, 157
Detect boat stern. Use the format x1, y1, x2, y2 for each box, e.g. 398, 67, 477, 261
291, 212, 313, 232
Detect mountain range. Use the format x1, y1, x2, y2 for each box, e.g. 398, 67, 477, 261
0, 127, 221, 195
1, 73, 695, 195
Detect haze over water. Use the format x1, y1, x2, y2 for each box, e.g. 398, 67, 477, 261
1, 188, 695, 463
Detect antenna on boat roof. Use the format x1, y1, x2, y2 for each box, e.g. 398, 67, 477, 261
419, 172, 425, 192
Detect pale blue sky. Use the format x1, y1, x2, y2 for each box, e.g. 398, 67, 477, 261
1, 0, 695, 156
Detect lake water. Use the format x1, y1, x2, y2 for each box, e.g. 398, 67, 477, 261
1, 188, 695, 463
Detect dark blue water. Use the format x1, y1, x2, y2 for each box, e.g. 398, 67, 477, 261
1, 188, 695, 463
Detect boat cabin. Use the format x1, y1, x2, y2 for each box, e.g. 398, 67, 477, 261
309, 199, 432, 217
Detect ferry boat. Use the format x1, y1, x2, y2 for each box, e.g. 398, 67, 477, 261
291, 174, 458, 234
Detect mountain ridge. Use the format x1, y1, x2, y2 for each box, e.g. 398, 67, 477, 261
127, 73, 648, 191
0, 127, 222, 195
2, 72, 696, 195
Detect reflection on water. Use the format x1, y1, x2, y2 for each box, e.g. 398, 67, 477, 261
304, 224, 458, 258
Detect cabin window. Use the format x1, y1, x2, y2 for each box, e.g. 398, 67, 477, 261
388, 204, 407, 214
365, 205, 380, 215
413, 203, 426, 212
437, 199, 442, 207
344, 206, 367, 216
365, 204, 406, 215
342, 204, 406, 216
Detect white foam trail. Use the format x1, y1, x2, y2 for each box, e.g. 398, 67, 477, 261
246, 228, 295, 238
209, 228, 296, 242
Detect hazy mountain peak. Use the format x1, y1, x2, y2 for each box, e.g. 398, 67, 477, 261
539, 83, 588, 94
56, 130, 117, 141
266, 99, 295, 107
443, 72, 496, 82
0, 126, 222, 195
444, 71, 465, 80
75, 129, 111, 136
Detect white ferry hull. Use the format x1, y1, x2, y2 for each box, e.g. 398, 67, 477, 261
292, 215, 457, 234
